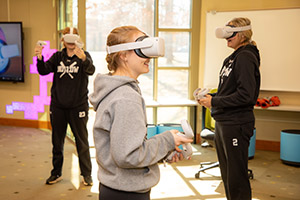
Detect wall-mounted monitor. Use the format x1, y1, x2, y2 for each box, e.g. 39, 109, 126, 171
0, 22, 24, 82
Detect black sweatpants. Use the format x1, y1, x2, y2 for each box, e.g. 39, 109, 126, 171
214, 121, 254, 200
99, 184, 150, 200
50, 103, 92, 177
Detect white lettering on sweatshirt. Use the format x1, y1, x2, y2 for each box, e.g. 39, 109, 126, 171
58, 61, 79, 79
220, 59, 233, 84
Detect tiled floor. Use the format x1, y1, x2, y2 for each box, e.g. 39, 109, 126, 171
0, 125, 299, 200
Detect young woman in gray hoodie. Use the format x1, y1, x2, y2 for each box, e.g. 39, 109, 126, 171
89, 26, 193, 200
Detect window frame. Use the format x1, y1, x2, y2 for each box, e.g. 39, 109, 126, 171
58, 0, 201, 130
151, 0, 200, 128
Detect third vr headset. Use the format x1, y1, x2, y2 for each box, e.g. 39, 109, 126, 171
62, 27, 84, 48
215, 25, 251, 39
106, 36, 165, 58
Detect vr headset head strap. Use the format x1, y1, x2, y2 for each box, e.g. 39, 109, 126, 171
225, 25, 252, 33
107, 36, 165, 58
215, 25, 252, 39
106, 36, 153, 54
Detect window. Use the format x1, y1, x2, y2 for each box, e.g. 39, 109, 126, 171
85, 0, 155, 102
59, 0, 200, 125
158, 0, 191, 29
154, 0, 195, 124
57, 0, 78, 48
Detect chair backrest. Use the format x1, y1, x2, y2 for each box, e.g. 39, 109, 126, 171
205, 108, 215, 130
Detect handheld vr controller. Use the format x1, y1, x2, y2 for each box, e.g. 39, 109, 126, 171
166, 119, 194, 161
37, 40, 47, 46
193, 88, 209, 100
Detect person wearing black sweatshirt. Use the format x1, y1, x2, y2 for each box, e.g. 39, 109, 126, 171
199, 18, 260, 200
34, 27, 95, 186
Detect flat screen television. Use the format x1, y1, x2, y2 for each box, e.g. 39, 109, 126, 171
0, 22, 24, 82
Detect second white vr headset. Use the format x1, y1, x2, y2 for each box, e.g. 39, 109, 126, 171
62, 27, 84, 48
215, 25, 251, 39
106, 36, 165, 58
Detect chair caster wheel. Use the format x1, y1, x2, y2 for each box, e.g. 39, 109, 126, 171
195, 172, 200, 179
248, 169, 254, 179
248, 174, 254, 179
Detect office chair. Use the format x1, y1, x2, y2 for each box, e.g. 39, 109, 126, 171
195, 103, 254, 179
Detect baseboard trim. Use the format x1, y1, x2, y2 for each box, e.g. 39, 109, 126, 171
256, 139, 280, 152
0, 118, 51, 130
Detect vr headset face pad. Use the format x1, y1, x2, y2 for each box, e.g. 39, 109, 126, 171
135, 36, 165, 58
63, 34, 80, 43
225, 25, 238, 39
215, 25, 237, 39
134, 36, 149, 58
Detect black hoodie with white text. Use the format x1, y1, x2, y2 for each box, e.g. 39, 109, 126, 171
37, 48, 95, 109
211, 44, 261, 125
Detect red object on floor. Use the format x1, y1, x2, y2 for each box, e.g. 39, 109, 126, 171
269, 96, 281, 106
256, 96, 280, 109
256, 98, 270, 108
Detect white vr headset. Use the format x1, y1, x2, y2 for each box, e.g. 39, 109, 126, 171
106, 36, 165, 58
62, 27, 84, 48
215, 25, 251, 39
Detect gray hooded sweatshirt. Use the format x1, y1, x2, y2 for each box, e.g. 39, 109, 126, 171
89, 74, 175, 192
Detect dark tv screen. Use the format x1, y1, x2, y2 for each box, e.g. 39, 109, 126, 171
0, 22, 24, 82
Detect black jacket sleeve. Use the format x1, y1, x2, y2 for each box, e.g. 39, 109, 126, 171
82, 51, 95, 75
36, 53, 57, 75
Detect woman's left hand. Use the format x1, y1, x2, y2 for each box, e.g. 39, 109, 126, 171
74, 46, 86, 61
167, 152, 184, 163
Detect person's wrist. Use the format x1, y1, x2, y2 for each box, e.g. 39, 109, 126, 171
81, 54, 86, 61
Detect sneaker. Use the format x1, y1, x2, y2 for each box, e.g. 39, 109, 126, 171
46, 175, 62, 185
83, 175, 93, 186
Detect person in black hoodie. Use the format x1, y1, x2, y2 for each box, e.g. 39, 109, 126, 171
34, 27, 95, 186
199, 17, 260, 200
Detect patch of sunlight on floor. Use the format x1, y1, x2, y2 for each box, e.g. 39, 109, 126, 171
90, 157, 99, 193
193, 151, 203, 155
204, 198, 260, 200
70, 152, 99, 193
176, 164, 206, 178
71, 153, 80, 189
191, 145, 198, 152
192, 145, 202, 156
151, 164, 195, 199
87, 109, 95, 147
177, 164, 223, 196
190, 180, 222, 196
